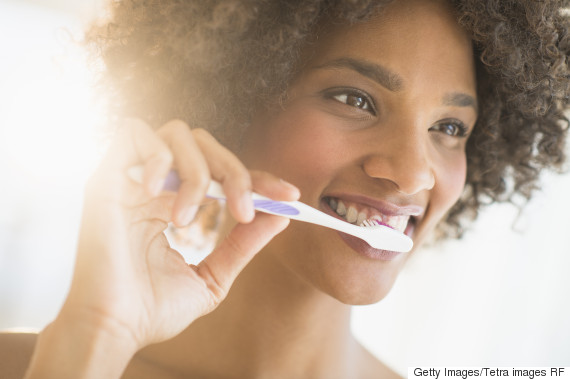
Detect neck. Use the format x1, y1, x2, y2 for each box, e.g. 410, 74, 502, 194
136, 248, 356, 378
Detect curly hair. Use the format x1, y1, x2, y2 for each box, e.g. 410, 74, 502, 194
86, 0, 570, 238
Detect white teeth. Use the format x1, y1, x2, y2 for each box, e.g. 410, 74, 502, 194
384, 216, 410, 232
396, 217, 409, 231
356, 211, 367, 226
346, 206, 358, 223
328, 197, 411, 233
398, 218, 408, 231
336, 201, 347, 216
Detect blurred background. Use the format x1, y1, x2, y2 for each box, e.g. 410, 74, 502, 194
0, 0, 569, 374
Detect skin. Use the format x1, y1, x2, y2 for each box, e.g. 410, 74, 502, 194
1, 0, 477, 378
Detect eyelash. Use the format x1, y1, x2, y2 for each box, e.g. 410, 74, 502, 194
323, 87, 377, 115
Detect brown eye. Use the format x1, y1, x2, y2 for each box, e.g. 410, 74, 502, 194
441, 123, 460, 136
333, 93, 372, 111
347, 94, 366, 108
430, 120, 469, 138
322, 87, 377, 116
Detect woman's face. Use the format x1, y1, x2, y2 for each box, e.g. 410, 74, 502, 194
239, 0, 477, 304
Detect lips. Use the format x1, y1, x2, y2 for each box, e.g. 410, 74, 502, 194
318, 194, 422, 261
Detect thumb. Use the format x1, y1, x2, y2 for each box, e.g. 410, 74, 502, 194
194, 213, 289, 302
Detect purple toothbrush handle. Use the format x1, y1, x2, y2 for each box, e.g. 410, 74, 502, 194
252, 199, 300, 216
163, 170, 299, 216
163, 171, 181, 191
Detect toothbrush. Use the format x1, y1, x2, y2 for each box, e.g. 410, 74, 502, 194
127, 166, 413, 253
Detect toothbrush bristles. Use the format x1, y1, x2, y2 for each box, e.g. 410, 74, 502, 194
361, 219, 379, 227
360, 219, 394, 229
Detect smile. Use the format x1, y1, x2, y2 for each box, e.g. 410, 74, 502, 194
324, 196, 415, 234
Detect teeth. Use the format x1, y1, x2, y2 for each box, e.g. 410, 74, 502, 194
394, 218, 406, 231
356, 211, 367, 226
336, 201, 347, 216
368, 215, 410, 233
328, 197, 411, 233
385, 215, 409, 232
329, 198, 338, 210
346, 206, 358, 223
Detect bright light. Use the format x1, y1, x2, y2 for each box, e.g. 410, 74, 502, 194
0, 1, 104, 186
0, 1, 107, 329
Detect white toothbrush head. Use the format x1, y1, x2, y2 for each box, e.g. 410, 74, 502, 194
357, 219, 413, 252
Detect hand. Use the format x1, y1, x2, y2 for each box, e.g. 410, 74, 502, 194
59, 119, 298, 353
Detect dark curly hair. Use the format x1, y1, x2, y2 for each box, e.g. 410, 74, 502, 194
86, 0, 570, 238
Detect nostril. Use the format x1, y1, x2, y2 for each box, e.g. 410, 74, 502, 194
394, 169, 435, 195
362, 156, 435, 195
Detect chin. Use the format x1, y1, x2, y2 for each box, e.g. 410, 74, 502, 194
268, 222, 410, 305
317, 265, 403, 305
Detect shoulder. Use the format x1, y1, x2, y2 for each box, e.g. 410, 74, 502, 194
0, 331, 38, 379
355, 341, 403, 379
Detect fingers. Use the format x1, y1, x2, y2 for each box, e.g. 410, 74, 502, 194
156, 122, 254, 226
191, 128, 255, 224
195, 213, 290, 302
96, 118, 300, 227
156, 121, 210, 226
250, 171, 300, 202
163, 125, 300, 226
104, 119, 173, 197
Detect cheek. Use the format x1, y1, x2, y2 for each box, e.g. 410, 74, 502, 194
242, 109, 346, 196
432, 152, 467, 218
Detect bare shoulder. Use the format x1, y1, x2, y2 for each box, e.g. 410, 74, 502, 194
0, 331, 38, 379
355, 341, 403, 379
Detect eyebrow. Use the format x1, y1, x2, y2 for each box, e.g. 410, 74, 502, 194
313, 57, 404, 92
313, 57, 478, 112
443, 92, 478, 112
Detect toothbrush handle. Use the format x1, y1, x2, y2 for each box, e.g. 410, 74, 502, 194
204, 180, 301, 216
135, 167, 344, 230
129, 166, 302, 216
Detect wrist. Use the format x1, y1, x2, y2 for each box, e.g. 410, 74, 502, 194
25, 308, 138, 379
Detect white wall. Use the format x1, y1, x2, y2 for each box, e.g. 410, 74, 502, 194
1, 0, 569, 374
353, 172, 570, 372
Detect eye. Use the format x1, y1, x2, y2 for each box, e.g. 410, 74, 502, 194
430, 119, 469, 138
333, 93, 372, 111
323, 87, 376, 115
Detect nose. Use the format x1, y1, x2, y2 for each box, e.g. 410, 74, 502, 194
362, 130, 435, 195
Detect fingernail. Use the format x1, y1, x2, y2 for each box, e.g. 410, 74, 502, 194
280, 178, 300, 196
177, 205, 198, 226
241, 191, 255, 221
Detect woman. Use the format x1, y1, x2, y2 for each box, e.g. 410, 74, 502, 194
2, 0, 568, 377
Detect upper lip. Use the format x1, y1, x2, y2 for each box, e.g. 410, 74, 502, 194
322, 192, 425, 219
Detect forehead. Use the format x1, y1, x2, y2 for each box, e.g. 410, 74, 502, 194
302, 0, 476, 96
